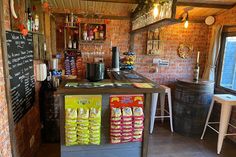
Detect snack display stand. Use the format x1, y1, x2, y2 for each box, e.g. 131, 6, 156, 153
57, 71, 165, 157
110, 95, 144, 144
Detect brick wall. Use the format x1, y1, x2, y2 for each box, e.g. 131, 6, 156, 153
56, 16, 130, 70
0, 0, 13, 156
133, 23, 209, 87
0, 32, 12, 157
1, 0, 42, 156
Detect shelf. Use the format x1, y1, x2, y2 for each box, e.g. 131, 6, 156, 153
29, 31, 44, 35
79, 40, 105, 44
64, 49, 79, 51
64, 26, 79, 29
131, 18, 182, 34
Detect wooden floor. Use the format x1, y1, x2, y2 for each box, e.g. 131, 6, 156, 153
35, 123, 236, 157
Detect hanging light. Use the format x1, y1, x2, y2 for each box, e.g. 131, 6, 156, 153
184, 12, 189, 28
153, 3, 158, 18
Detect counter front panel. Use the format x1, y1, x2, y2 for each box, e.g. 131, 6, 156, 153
60, 94, 144, 157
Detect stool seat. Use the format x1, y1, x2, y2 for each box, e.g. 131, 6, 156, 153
160, 85, 171, 93
201, 94, 236, 154
150, 85, 173, 134
213, 94, 236, 105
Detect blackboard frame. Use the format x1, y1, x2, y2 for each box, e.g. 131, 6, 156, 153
6, 31, 35, 124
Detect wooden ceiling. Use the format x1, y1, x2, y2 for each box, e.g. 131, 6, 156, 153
47, 0, 236, 21
48, 0, 138, 18
176, 0, 236, 21
178, 0, 236, 5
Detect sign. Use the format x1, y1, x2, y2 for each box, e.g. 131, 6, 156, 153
6, 31, 35, 123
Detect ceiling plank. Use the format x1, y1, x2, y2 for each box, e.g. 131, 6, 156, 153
176, 2, 234, 9
80, 0, 138, 4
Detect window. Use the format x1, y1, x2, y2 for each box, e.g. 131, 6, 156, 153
218, 33, 236, 92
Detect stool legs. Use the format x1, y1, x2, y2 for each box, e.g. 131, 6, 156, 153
150, 93, 158, 134
217, 105, 232, 154
160, 92, 165, 123
167, 90, 173, 132
201, 99, 215, 140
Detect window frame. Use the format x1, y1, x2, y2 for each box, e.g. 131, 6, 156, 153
216, 32, 236, 94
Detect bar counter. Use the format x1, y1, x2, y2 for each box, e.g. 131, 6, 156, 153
56, 71, 165, 157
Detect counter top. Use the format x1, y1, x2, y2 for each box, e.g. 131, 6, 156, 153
56, 70, 164, 95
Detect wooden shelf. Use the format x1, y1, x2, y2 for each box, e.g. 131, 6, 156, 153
79, 40, 105, 44
29, 31, 44, 35
131, 18, 182, 34
64, 49, 79, 51
64, 26, 79, 29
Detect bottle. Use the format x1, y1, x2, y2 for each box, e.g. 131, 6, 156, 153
70, 13, 74, 27
65, 15, 69, 26
83, 24, 88, 40
68, 36, 72, 49
88, 25, 94, 40
193, 63, 200, 82
72, 34, 78, 49
34, 14, 39, 31
27, 8, 32, 31
94, 26, 99, 40
99, 25, 104, 40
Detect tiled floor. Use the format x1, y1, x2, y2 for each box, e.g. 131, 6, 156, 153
35, 123, 236, 157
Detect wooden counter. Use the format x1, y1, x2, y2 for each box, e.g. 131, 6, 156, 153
56, 71, 165, 157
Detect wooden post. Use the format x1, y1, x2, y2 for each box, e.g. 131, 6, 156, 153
0, 0, 17, 157
44, 13, 52, 60
51, 16, 57, 56
142, 93, 151, 157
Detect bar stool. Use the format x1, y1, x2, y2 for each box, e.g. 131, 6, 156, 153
150, 85, 174, 134
201, 94, 236, 154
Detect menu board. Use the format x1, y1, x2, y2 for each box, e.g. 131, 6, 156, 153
6, 31, 35, 123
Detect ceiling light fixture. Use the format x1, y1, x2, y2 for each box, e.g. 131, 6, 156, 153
184, 12, 189, 29
153, 3, 158, 18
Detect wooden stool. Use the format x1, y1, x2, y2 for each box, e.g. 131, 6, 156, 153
150, 85, 174, 134
201, 94, 236, 154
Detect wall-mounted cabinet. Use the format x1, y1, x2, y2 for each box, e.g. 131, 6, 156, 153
64, 26, 79, 50
80, 23, 106, 42
63, 23, 106, 50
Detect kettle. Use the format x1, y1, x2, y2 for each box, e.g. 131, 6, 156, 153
86, 63, 105, 82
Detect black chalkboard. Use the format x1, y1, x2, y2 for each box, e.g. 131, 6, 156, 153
6, 31, 35, 123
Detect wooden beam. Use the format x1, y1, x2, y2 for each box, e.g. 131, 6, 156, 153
54, 13, 130, 20
131, 18, 182, 34
176, 2, 234, 9
44, 13, 52, 60
80, 0, 138, 4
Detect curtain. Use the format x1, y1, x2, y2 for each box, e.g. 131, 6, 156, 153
202, 24, 223, 81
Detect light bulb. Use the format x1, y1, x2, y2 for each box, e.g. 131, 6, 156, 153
184, 20, 189, 28
153, 4, 158, 18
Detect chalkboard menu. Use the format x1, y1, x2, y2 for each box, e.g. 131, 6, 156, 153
6, 31, 35, 123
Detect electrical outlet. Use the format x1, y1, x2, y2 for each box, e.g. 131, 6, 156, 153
30, 135, 35, 148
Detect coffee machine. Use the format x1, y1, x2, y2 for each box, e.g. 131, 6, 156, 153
111, 46, 120, 72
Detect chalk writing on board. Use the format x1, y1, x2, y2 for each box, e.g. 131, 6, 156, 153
6, 31, 35, 123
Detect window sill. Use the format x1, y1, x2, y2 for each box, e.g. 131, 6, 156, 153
215, 86, 236, 95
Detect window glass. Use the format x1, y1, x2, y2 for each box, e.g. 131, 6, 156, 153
220, 36, 236, 91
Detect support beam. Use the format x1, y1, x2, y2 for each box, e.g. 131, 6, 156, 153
80, 0, 138, 4
44, 13, 52, 60
176, 2, 234, 9
54, 13, 130, 20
